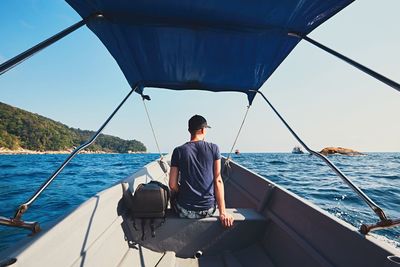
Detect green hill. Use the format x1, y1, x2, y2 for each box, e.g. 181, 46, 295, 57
0, 102, 146, 153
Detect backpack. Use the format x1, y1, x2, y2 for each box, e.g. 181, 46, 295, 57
125, 180, 170, 240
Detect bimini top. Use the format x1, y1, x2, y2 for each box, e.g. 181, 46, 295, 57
66, 0, 353, 104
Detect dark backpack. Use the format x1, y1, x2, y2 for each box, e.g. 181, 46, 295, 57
127, 180, 170, 240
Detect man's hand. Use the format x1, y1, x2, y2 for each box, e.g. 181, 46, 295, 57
219, 213, 234, 228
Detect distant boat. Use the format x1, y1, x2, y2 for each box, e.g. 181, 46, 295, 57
292, 146, 304, 154
234, 149, 240, 155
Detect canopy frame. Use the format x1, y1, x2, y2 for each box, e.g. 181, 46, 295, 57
0, 14, 103, 76
289, 33, 400, 93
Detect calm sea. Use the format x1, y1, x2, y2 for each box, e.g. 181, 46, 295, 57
0, 153, 399, 251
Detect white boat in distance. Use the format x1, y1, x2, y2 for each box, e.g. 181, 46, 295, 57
1, 0, 400, 266
292, 146, 305, 154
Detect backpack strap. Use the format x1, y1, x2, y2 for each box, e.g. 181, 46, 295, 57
150, 219, 156, 238
141, 219, 147, 241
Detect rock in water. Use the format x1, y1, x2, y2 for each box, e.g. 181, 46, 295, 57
320, 147, 364, 156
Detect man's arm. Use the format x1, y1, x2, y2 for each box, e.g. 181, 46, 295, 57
214, 159, 234, 228
169, 166, 179, 193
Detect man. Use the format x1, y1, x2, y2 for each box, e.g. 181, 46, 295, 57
169, 115, 234, 228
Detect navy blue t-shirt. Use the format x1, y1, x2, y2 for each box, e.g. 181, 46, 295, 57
171, 141, 221, 211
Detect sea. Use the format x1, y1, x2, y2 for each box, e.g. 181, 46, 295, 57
0, 153, 399, 252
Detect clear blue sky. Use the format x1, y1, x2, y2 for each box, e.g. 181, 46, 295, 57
1, 0, 399, 153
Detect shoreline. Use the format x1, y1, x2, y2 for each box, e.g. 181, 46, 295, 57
0, 148, 146, 155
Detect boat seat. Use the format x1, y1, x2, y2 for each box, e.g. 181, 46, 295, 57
121, 208, 267, 258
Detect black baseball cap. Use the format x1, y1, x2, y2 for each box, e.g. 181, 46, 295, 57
188, 115, 211, 131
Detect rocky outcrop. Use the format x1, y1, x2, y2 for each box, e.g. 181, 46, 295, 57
320, 147, 364, 156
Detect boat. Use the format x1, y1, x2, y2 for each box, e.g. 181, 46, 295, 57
292, 146, 304, 154
234, 149, 240, 155
1, 1, 400, 266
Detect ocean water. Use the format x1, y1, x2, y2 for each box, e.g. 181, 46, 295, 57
0, 153, 399, 252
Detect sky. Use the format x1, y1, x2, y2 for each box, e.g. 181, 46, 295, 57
1, 0, 399, 153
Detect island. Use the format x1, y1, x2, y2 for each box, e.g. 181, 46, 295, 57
320, 147, 364, 156
0, 102, 146, 154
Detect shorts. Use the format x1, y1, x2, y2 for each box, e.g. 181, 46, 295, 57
173, 201, 216, 219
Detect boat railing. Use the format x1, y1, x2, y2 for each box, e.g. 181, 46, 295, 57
251, 90, 400, 234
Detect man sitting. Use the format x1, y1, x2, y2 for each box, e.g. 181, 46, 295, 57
169, 115, 234, 228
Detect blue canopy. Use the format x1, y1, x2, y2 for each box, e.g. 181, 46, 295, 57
66, 0, 353, 104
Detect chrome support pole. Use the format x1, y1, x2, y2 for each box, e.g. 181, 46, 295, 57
288, 33, 400, 93
0, 87, 136, 233
252, 90, 398, 234
0, 14, 102, 76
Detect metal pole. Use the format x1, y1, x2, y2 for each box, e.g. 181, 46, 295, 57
12, 86, 136, 222
0, 14, 101, 76
252, 90, 389, 223
288, 33, 400, 93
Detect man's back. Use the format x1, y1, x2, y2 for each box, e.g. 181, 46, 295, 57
169, 114, 233, 227
171, 140, 220, 211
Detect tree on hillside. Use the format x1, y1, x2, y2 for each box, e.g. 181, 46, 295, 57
0, 102, 147, 152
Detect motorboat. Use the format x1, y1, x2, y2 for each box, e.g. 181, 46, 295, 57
292, 146, 304, 154
1, 1, 400, 266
